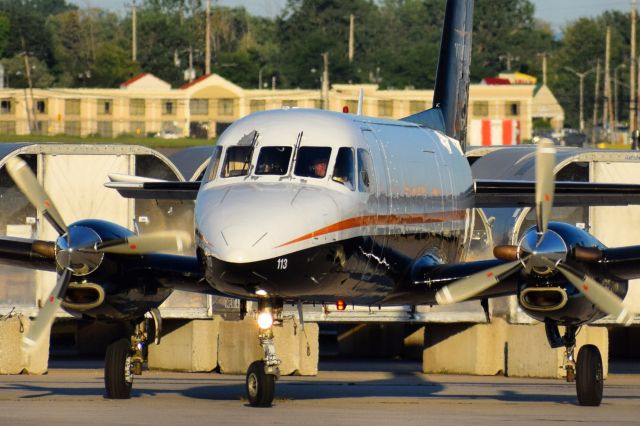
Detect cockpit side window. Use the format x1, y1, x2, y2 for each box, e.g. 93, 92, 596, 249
357, 148, 374, 192
332, 147, 355, 190
221, 146, 253, 178
294, 147, 332, 179
256, 146, 292, 175
203, 145, 223, 183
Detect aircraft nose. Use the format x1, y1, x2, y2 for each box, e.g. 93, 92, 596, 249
195, 184, 339, 263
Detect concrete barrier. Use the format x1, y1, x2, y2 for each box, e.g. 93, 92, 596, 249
0, 315, 49, 374
217, 317, 318, 376
149, 316, 319, 376
148, 319, 219, 372
422, 319, 609, 378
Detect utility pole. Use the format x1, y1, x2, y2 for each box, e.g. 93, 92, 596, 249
20, 36, 35, 134
603, 26, 614, 135
205, 0, 211, 75
499, 53, 519, 71
321, 52, 329, 109
348, 14, 355, 63
631, 0, 637, 133
131, 0, 137, 62
614, 63, 627, 131
593, 60, 601, 143
565, 67, 595, 133
538, 53, 548, 85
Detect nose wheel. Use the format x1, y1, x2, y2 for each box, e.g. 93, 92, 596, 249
246, 361, 276, 407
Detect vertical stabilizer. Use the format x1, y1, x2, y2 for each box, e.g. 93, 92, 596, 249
402, 0, 474, 151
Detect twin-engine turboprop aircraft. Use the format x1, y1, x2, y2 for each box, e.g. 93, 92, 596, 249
1, 0, 640, 408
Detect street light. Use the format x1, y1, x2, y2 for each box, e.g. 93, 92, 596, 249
564, 66, 595, 133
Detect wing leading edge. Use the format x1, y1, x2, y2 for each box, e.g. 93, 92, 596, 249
474, 179, 640, 208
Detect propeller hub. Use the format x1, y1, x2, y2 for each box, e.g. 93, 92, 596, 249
55, 226, 104, 276
518, 228, 567, 276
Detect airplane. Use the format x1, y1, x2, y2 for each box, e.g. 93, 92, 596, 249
1, 0, 639, 408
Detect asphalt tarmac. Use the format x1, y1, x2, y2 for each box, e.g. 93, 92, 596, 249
0, 359, 638, 425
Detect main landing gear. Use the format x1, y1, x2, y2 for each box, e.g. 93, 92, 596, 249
104, 309, 161, 399
246, 298, 282, 407
546, 322, 603, 406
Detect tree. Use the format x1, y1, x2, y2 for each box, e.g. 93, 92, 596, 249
1, 54, 54, 88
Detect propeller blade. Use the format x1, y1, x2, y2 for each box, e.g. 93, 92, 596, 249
6, 157, 67, 235
22, 268, 72, 350
557, 263, 635, 326
96, 230, 192, 255
435, 260, 523, 305
535, 138, 556, 235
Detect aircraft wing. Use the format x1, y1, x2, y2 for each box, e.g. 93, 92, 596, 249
381, 258, 519, 305
474, 179, 640, 208
105, 181, 201, 200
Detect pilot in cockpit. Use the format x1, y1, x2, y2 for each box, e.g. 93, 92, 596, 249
311, 156, 328, 178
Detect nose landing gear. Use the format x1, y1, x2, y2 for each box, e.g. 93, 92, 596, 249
246, 298, 282, 407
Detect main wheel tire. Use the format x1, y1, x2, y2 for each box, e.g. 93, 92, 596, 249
246, 361, 275, 407
104, 338, 133, 399
576, 344, 603, 406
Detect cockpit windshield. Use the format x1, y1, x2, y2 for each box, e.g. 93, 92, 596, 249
294, 147, 331, 179
221, 146, 253, 177
256, 146, 292, 175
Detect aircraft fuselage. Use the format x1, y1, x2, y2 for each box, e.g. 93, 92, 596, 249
195, 109, 474, 304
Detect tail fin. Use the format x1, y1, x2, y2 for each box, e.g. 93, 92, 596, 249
402, 0, 474, 151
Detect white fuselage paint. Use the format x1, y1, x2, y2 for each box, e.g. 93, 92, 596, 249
194, 109, 474, 303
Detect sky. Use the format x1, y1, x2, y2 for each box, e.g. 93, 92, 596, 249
73, 0, 634, 30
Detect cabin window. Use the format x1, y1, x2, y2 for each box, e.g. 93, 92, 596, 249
222, 146, 253, 178
294, 147, 331, 179
204, 146, 223, 182
256, 146, 292, 175
332, 147, 355, 190
357, 148, 374, 192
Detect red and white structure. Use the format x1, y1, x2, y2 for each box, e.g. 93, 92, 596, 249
469, 119, 521, 146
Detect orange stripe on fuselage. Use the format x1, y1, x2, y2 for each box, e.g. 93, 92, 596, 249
277, 210, 467, 247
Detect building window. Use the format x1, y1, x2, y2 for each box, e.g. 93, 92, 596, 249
190, 99, 209, 115
130, 121, 145, 136
505, 101, 520, 117
282, 100, 297, 108
0, 121, 16, 134
250, 99, 266, 112
1, 99, 12, 114
35, 100, 47, 114
130, 99, 145, 116
378, 100, 393, 117
409, 100, 426, 115
217, 98, 234, 116
97, 121, 112, 137
473, 101, 489, 117
98, 99, 112, 115
163, 99, 176, 115
64, 121, 81, 136
65, 99, 81, 116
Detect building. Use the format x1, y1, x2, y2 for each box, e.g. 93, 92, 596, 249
0, 72, 564, 144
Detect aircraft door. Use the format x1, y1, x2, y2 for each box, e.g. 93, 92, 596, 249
361, 129, 391, 277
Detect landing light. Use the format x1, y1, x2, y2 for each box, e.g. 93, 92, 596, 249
336, 299, 346, 311
257, 312, 273, 329
255, 289, 268, 296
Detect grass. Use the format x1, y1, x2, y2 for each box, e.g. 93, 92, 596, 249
0, 134, 217, 149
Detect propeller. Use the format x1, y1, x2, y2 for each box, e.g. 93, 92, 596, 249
6, 156, 192, 349
434, 139, 636, 325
